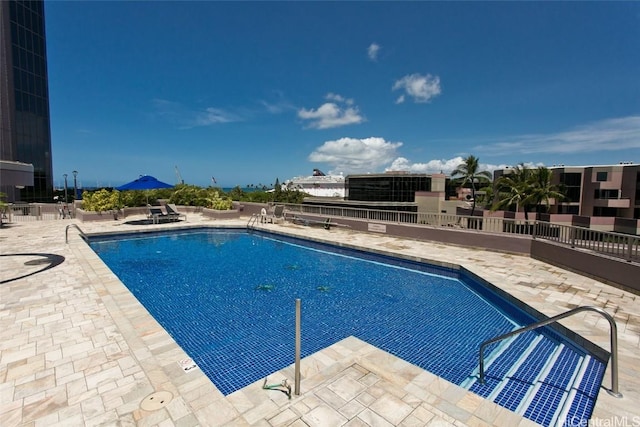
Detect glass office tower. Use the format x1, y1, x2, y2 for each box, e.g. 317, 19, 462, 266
0, 0, 53, 202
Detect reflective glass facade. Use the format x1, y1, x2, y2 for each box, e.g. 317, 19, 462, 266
346, 174, 431, 202
0, 0, 53, 202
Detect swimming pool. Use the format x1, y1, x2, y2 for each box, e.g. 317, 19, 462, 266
89, 228, 605, 426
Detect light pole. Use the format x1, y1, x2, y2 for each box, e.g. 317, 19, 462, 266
72, 170, 78, 200
63, 174, 68, 204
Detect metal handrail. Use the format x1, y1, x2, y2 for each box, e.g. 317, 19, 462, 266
478, 306, 622, 398
247, 213, 259, 228
65, 224, 88, 243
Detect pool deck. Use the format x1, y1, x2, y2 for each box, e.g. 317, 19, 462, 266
1, 214, 638, 427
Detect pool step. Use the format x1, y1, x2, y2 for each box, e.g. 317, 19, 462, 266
463, 333, 605, 427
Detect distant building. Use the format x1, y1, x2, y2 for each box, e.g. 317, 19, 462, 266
493, 163, 640, 220
0, 0, 53, 202
304, 172, 464, 213
284, 169, 346, 198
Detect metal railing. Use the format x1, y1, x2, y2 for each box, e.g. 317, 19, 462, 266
3, 203, 70, 222
282, 203, 639, 263
534, 221, 639, 263
247, 213, 259, 228
65, 224, 87, 243
478, 306, 622, 398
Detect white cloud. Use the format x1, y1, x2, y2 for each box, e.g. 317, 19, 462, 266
367, 43, 380, 61
475, 116, 640, 155
259, 90, 295, 114
152, 98, 240, 128
298, 94, 365, 129
308, 137, 402, 173
386, 156, 514, 176
325, 93, 354, 105
392, 73, 442, 103
194, 108, 238, 126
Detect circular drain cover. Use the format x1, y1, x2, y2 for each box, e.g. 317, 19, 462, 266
140, 391, 173, 411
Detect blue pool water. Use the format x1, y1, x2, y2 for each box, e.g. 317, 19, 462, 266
89, 229, 604, 425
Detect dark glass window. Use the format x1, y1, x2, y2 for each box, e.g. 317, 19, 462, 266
594, 189, 618, 199
559, 173, 582, 202
559, 172, 581, 186
346, 175, 431, 202
593, 207, 618, 217
596, 171, 608, 182
558, 205, 579, 215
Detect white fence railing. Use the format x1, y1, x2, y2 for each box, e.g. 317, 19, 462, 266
2, 203, 69, 223
283, 203, 639, 263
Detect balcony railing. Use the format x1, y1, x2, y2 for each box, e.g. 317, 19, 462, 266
282, 203, 639, 263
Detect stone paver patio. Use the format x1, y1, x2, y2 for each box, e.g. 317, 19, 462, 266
0, 214, 638, 426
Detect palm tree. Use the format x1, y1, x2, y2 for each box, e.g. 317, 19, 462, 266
451, 155, 492, 216
526, 167, 565, 214
493, 163, 533, 219
494, 165, 567, 220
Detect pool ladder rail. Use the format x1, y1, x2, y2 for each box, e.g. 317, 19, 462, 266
478, 305, 622, 398
247, 213, 259, 228
65, 223, 88, 243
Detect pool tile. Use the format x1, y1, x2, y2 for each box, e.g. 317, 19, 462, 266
302, 404, 349, 426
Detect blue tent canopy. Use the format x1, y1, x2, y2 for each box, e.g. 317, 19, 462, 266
116, 175, 173, 191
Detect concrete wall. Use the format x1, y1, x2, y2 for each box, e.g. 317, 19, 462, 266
531, 239, 639, 294
293, 213, 532, 255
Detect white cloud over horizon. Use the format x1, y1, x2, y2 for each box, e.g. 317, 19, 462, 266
367, 43, 380, 61
475, 116, 640, 156
385, 157, 543, 176
392, 73, 442, 104
308, 137, 402, 173
298, 94, 365, 129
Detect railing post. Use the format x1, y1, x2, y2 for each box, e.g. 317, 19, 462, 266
294, 298, 301, 396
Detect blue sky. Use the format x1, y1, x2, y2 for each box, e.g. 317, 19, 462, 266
45, 1, 640, 189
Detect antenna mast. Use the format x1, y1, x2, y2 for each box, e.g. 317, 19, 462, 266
175, 166, 184, 184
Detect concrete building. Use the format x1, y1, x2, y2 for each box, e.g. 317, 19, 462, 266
304, 172, 471, 214
493, 163, 640, 219
0, 0, 53, 202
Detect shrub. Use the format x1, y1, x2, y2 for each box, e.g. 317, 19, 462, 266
207, 191, 233, 210
81, 189, 123, 212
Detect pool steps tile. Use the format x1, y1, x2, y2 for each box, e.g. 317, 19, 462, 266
464, 330, 603, 427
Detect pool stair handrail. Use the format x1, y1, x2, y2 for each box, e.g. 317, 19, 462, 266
478, 305, 622, 398
247, 213, 259, 228
65, 223, 88, 243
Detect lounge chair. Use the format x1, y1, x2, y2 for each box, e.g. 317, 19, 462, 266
165, 204, 186, 222
267, 205, 285, 224
148, 206, 169, 224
